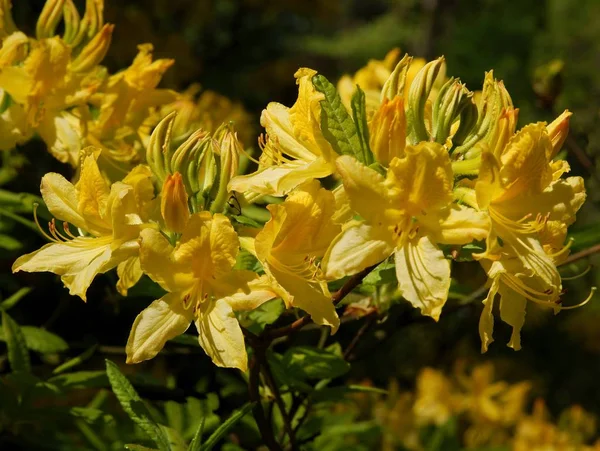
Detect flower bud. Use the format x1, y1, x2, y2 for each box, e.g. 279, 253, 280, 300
161, 172, 189, 233
0, 0, 18, 38
369, 96, 406, 166
70, 23, 113, 73
68, 0, 105, 48
0, 31, 28, 67
146, 112, 175, 183
36, 0, 65, 40
431, 78, 474, 144
406, 57, 445, 144
546, 110, 572, 158
380, 54, 412, 103
211, 124, 241, 213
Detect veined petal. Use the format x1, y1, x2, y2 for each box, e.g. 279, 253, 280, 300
323, 221, 394, 280
336, 155, 395, 224
12, 236, 114, 301
261, 102, 319, 162
139, 228, 194, 293
77, 152, 111, 233
196, 299, 248, 371
424, 205, 490, 245
228, 158, 333, 197
37, 110, 84, 167
40, 172, 87, 230
498, 283, 527, 351
479, 279, 498, 353
268, 263, 339, 333
475, 152, 503, 210
220, 273, 281, 311
126, 292, 192, 363
387, 142, 453, 216
116, 256, 143, 296
395, 235, 451, 321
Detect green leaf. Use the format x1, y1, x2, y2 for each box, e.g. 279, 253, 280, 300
0, 325, 68, 354
199, 403, 254, 451
48, 371, 109, 390
312, 74, 363, 161
282, 346, 350, 380
170, 334, 200, 347
0, 287, 31, 311
106, 360, 171, 451
53, 344, 98, 374
232, 215, 262, 229
0, 233, 22, 251
350, 86, 374, 165
69, 407, 115, 425
125, 445, 157, 451
246, 298, 285, 332
2, 310, 31, 373
187, 418, 205, 451
361, 264, 397, 287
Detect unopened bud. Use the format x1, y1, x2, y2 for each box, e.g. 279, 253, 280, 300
0, 31, 28, 67
161, 172, 189, 233
36, 0, 66, 39
380, 54, 412, 103
211, 124, 241, 213
0, 0, 17, 38
68, 0, 104, 48
369, 96, 406, 166
146, 112, 175, 183
70, 23, 113, 72
431, 78, 474, 144
406, 57, 445, 144
546, 110, 572, 158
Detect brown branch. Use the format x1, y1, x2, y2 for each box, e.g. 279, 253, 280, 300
561, 243, 600, 266
343, 311, 379, 361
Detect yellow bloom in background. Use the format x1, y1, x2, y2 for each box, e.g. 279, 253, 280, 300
474, 120, 587, 352
12, 151, 155, 300
247, 180, 341, 331
0, 0, 113, 165
229, 68, 337, 197
413, 368, 457, 427
126, 212, 277, 370
323, 144, 489, 320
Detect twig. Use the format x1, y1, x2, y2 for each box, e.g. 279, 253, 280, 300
566, 135, 600, 183
561, 243, 600, 266
343, 311, 379, 361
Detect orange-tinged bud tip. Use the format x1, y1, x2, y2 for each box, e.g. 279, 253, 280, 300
546, 110, 572, 158
161, 172, 189, 233
369, 96, 406, 166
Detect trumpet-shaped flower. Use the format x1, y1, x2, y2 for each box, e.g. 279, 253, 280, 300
228, 68, 337, 197
126, 212, 278, 370
473, 118, 587, 351
246, 180, 341, 331
323, 144, 489, 320
12, 151, 155, 300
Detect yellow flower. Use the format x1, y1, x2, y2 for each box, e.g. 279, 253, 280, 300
413, 368, 456, 426
12, 151, 154, 300
472, 120, 587, 351
323, 145, 489, 320
245, 180, 341, 330
126, 212, 277, 370
228, 68, 337, 197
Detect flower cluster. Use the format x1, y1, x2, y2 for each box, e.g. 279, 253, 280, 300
0, 0, 251, 172
10, 4, 590, 371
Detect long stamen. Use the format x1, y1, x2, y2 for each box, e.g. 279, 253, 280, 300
561, 265, 591, 281
33, 203, 59, 243
559, 287, 596, 310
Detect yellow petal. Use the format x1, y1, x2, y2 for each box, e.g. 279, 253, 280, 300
77, 152, 111, 233
268, 264, 340, 333
263, 180, 340, 259
40, 172, 87, 230
122, 164, 157, 222
546, 110, 571, 158
37, 110, 83, 166
195, 299, 247, 371
395, 235, 450, 321
12, 237, 114, 301
387, 142, 454, 216
335, 155, 395, 224
116, 256, 143, 296
161, 172, 189, 233
139, 228, 194, 293
475, 152, 502, 210
220, 273, 280, 311
479, 279, 498, 353
498, 283, 527, 351
323, 221, 394, 280
126, 292, 192, 363
424, 205, 490, 245
369, 96, 406, 166
228, 158, 333, 197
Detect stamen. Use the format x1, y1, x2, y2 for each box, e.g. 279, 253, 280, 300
33, 203, 59, 243
561, 265, 591, 281
560, 287, 596, 310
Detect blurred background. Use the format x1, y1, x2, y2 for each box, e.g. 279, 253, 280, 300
3, 0, 600, 449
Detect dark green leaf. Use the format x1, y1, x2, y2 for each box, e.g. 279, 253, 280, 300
0, 287, 31, 311
350, 85, 374, 165
187, 418, 205, 451
246, 298, 285, 332
312, 74, 363, 161
2, 310, 31, 373
48, 371, 109, 390
69, 407, 115, 425
106, 360, 170, 450
282, 346, 350, 380
199, 403, 254, 451
0, 233, 22, 251
52, 344, 98, 374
